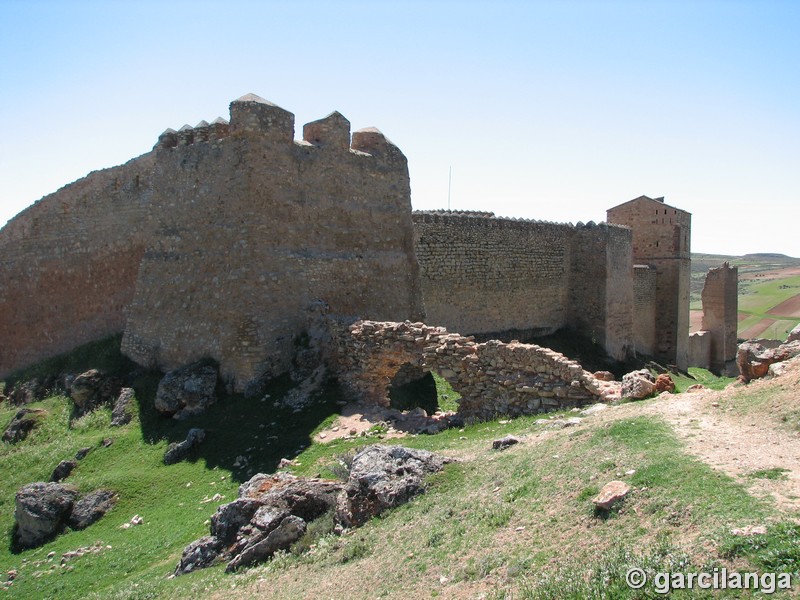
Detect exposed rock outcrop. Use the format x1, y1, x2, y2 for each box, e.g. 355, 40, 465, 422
67, 489, 117, 530
111, 387, 135, 426
155, 362, 217, 419
71, 370, 120, 416
14, 483, 79, 550
13, 483, 117, 549
336, 445, 450, 528
176, 444, 449, 575
2, 408, 46, 443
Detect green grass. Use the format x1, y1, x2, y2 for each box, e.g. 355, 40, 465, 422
748, 468, 790, 481
670, 367, 735, 393
0, 339, 796, 599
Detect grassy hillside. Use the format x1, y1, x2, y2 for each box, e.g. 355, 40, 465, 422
1, 341, 799, 598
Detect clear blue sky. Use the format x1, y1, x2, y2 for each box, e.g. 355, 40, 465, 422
1, 0, 798, 256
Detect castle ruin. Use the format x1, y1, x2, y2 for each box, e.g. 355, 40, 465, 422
0, 94, 701, 395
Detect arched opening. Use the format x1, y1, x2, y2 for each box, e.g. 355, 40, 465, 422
388, 363, 461, 414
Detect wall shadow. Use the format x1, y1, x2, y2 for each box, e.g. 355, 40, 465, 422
132, 371, 345, 484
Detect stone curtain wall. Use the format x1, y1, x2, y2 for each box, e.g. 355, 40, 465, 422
607, 196, 691, 369
0, 94, 422, 390
122, 96, 423, 388
333, 320, 609, 420
0, 154, 157, 376
413, 213, 633, 361
413, 212, 570, 337
568, 223, 633, 360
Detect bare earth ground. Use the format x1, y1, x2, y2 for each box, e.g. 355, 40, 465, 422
604, 359, 800, 515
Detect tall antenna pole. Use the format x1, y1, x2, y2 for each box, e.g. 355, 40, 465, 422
448, 166, 452, 210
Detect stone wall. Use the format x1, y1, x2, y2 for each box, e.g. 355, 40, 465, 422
0, 153, 156, 376
0, 94, 423, 391
607, 196, 691, 369
632, 265, 657, 355
413, 213, 633, 361
699, 263, 739, 375
332, 320, 614, 420
688, 330, 711, 369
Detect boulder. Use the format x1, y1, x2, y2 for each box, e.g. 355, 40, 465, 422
492, 435, 520, 450
175, 536, 223, 575
737, 340, 800, 383
788, 324, 800, 344
14, 482, 78, 549
75, 447, 92, 460
621, 369, 656, 400
238, 472, 343, 522
2, 408, 46, 443
592, 480, 630, 510
155, 362, 217, 418
50, 460, 78, 482
336, 445, 450, 528
110, 387, 135, 426
163, 428, 206, 465
654, 373, 675, 393
71, 370, 119, 416
68, 489, 117, 529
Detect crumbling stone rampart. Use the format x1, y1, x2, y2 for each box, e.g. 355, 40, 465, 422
332, 320, 613, 420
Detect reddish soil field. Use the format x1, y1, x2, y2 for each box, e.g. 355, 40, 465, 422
767, 293, 800, 318
740, 318, 777, 340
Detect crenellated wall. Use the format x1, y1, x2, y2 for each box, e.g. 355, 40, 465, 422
412, 213, 633, 360
1, 94, 423, 390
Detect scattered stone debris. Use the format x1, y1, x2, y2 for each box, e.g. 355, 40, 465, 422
155, 362, 218, 419
110, 387, 135, 426
50, 460, 78, 483
176, 444, 450, 575
101, 438, 114, 448
593, 371, 615, 381
685, 384, 706, 393
2, 408, 46, 443
580, 403, 609, 416
492, 435, 520, 450
163, 428, 206, 465
621, 369, 656, 400
591, 480, 631, 510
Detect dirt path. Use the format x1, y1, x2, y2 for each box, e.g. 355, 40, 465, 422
635, 375, 800, 515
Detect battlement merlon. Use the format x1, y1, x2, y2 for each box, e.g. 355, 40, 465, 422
303, 111, 350, 150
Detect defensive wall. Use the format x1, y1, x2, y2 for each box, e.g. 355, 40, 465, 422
0, 94, 423, 390
412, 211, 634, 361
688, 263, 738, 375
332, 320, 614, 420
0, 95, 697, 398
